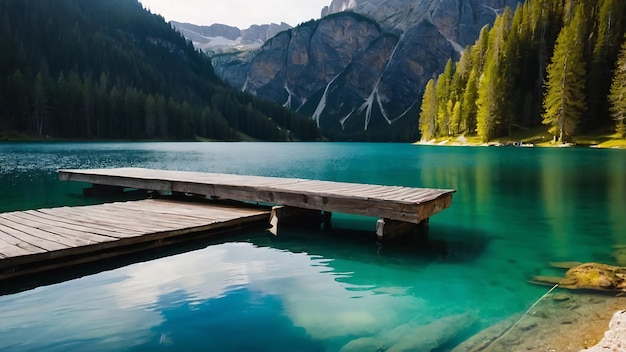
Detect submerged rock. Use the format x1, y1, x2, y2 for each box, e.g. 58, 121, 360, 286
389, 313, 477, 352
551, 293, 571, 302
450, 314, 520, 352
341, 312, 477, 352
531, 262, 626, 292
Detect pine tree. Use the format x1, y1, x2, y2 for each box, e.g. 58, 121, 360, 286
460, 68, 478, 134
588, 0, 625, 127
434, 59, 455, 137
476, 62, 500, 142
609, 36, 626, 138
542, 5, 586, 143
471, 26, 490, 73
437, 99, 451, 137
419, 79, 438, 141
450, 101, 462, 135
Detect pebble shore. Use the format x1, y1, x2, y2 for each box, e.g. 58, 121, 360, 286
453, 292, 626, 351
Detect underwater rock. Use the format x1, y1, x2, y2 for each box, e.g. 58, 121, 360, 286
549, 261, 583, 269
341, 312, 477, 352
450, 314, 520, 352
530, 262, 626, 292
516, 319, 537, 332
551, 293, 571, 302
340, 336, 384, 352
388, 313, 477, 352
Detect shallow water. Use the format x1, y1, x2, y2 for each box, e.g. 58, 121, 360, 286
0, 142, 624, 351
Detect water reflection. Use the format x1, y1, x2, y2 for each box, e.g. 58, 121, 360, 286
0, 240, 435, 351
0, 220, 494, 352
540, 150, 575, 259
607, 151, 626, 253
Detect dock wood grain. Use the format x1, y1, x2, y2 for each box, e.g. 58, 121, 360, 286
0, 199, 269, 279
59, 168, 455, 224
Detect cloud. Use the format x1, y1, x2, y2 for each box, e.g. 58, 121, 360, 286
138, 0, 330, 28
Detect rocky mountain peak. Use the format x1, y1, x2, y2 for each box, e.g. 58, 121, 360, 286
210, 0, 523, 141
171, 21, 291, 54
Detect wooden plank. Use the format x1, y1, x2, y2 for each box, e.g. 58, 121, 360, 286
0, 235, 43, 257
59, 168, 455, 204
8, 211, 121, 242
0, 222, 68, 252
101, 201, 231, 222
81, 207, 203, 232
59, 168, 455, 224
0, 213, 94, 247
49, 206, 171, 233
0, 199, 272, 278
36, 207, 144, 238
26, 209, 133, 237
116, 203, 260, 223
0, 228, 48, 255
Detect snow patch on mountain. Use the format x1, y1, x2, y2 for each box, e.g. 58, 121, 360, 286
171, 21, 291, 54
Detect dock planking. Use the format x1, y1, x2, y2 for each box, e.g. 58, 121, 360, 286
0, 199, 270, 280
59, 168, 455, 225
0, 169, 455, 282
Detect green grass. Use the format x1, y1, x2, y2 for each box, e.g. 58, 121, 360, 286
495, 126, 553, 145
595, 136, 626, 148
415, 126, 626, 149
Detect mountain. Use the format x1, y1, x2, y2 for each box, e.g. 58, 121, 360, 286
211, 0, 520, 141
171, 21, 291, 54
0, 0, 319, 141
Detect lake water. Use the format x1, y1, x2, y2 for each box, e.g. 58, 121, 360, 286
0, 142, 624, 351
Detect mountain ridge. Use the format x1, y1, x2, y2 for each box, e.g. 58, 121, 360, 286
171, 21, 292, 54
209, 0, 521, 141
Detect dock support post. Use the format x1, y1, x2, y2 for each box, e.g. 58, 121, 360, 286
376, 218, 429, 243
268, 206, 330, 235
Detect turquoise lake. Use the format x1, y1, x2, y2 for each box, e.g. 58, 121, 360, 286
0, 142, 625, 351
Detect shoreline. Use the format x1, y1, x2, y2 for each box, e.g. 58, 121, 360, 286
582, 309, 626, 351
414, 139, 626, 149
453, 292, 626, 351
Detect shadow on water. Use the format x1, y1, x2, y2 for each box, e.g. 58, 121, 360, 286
0, 221, 491, 298
251, 224, 492, 266
0, 225, 267, 297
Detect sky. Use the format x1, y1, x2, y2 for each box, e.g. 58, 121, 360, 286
138, 0, 331, 29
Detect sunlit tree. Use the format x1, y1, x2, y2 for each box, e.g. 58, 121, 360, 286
542, 5, 586, 143
609, 36, 626, 138
476, 62, 500, 142
419, 79, 438, 141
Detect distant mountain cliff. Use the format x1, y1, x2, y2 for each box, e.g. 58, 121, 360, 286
171, 21, 291, 54
210, 0, 521, 141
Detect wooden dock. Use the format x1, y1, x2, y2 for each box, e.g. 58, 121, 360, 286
0, 199, 270, 280
59, 168, 455, 238
0, 168, 454, 281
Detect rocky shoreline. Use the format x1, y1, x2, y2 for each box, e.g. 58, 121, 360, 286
582, 309, 626, 351
452, 291, 626, 351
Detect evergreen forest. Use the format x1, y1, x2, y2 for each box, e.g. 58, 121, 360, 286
0, 0, 320, 141
419, 0, 626, 143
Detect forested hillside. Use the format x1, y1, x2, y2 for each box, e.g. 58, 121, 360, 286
419, 0, 626, 143
0, 0, 320, 141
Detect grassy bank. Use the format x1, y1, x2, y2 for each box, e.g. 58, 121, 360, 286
416, 127, 626, 149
